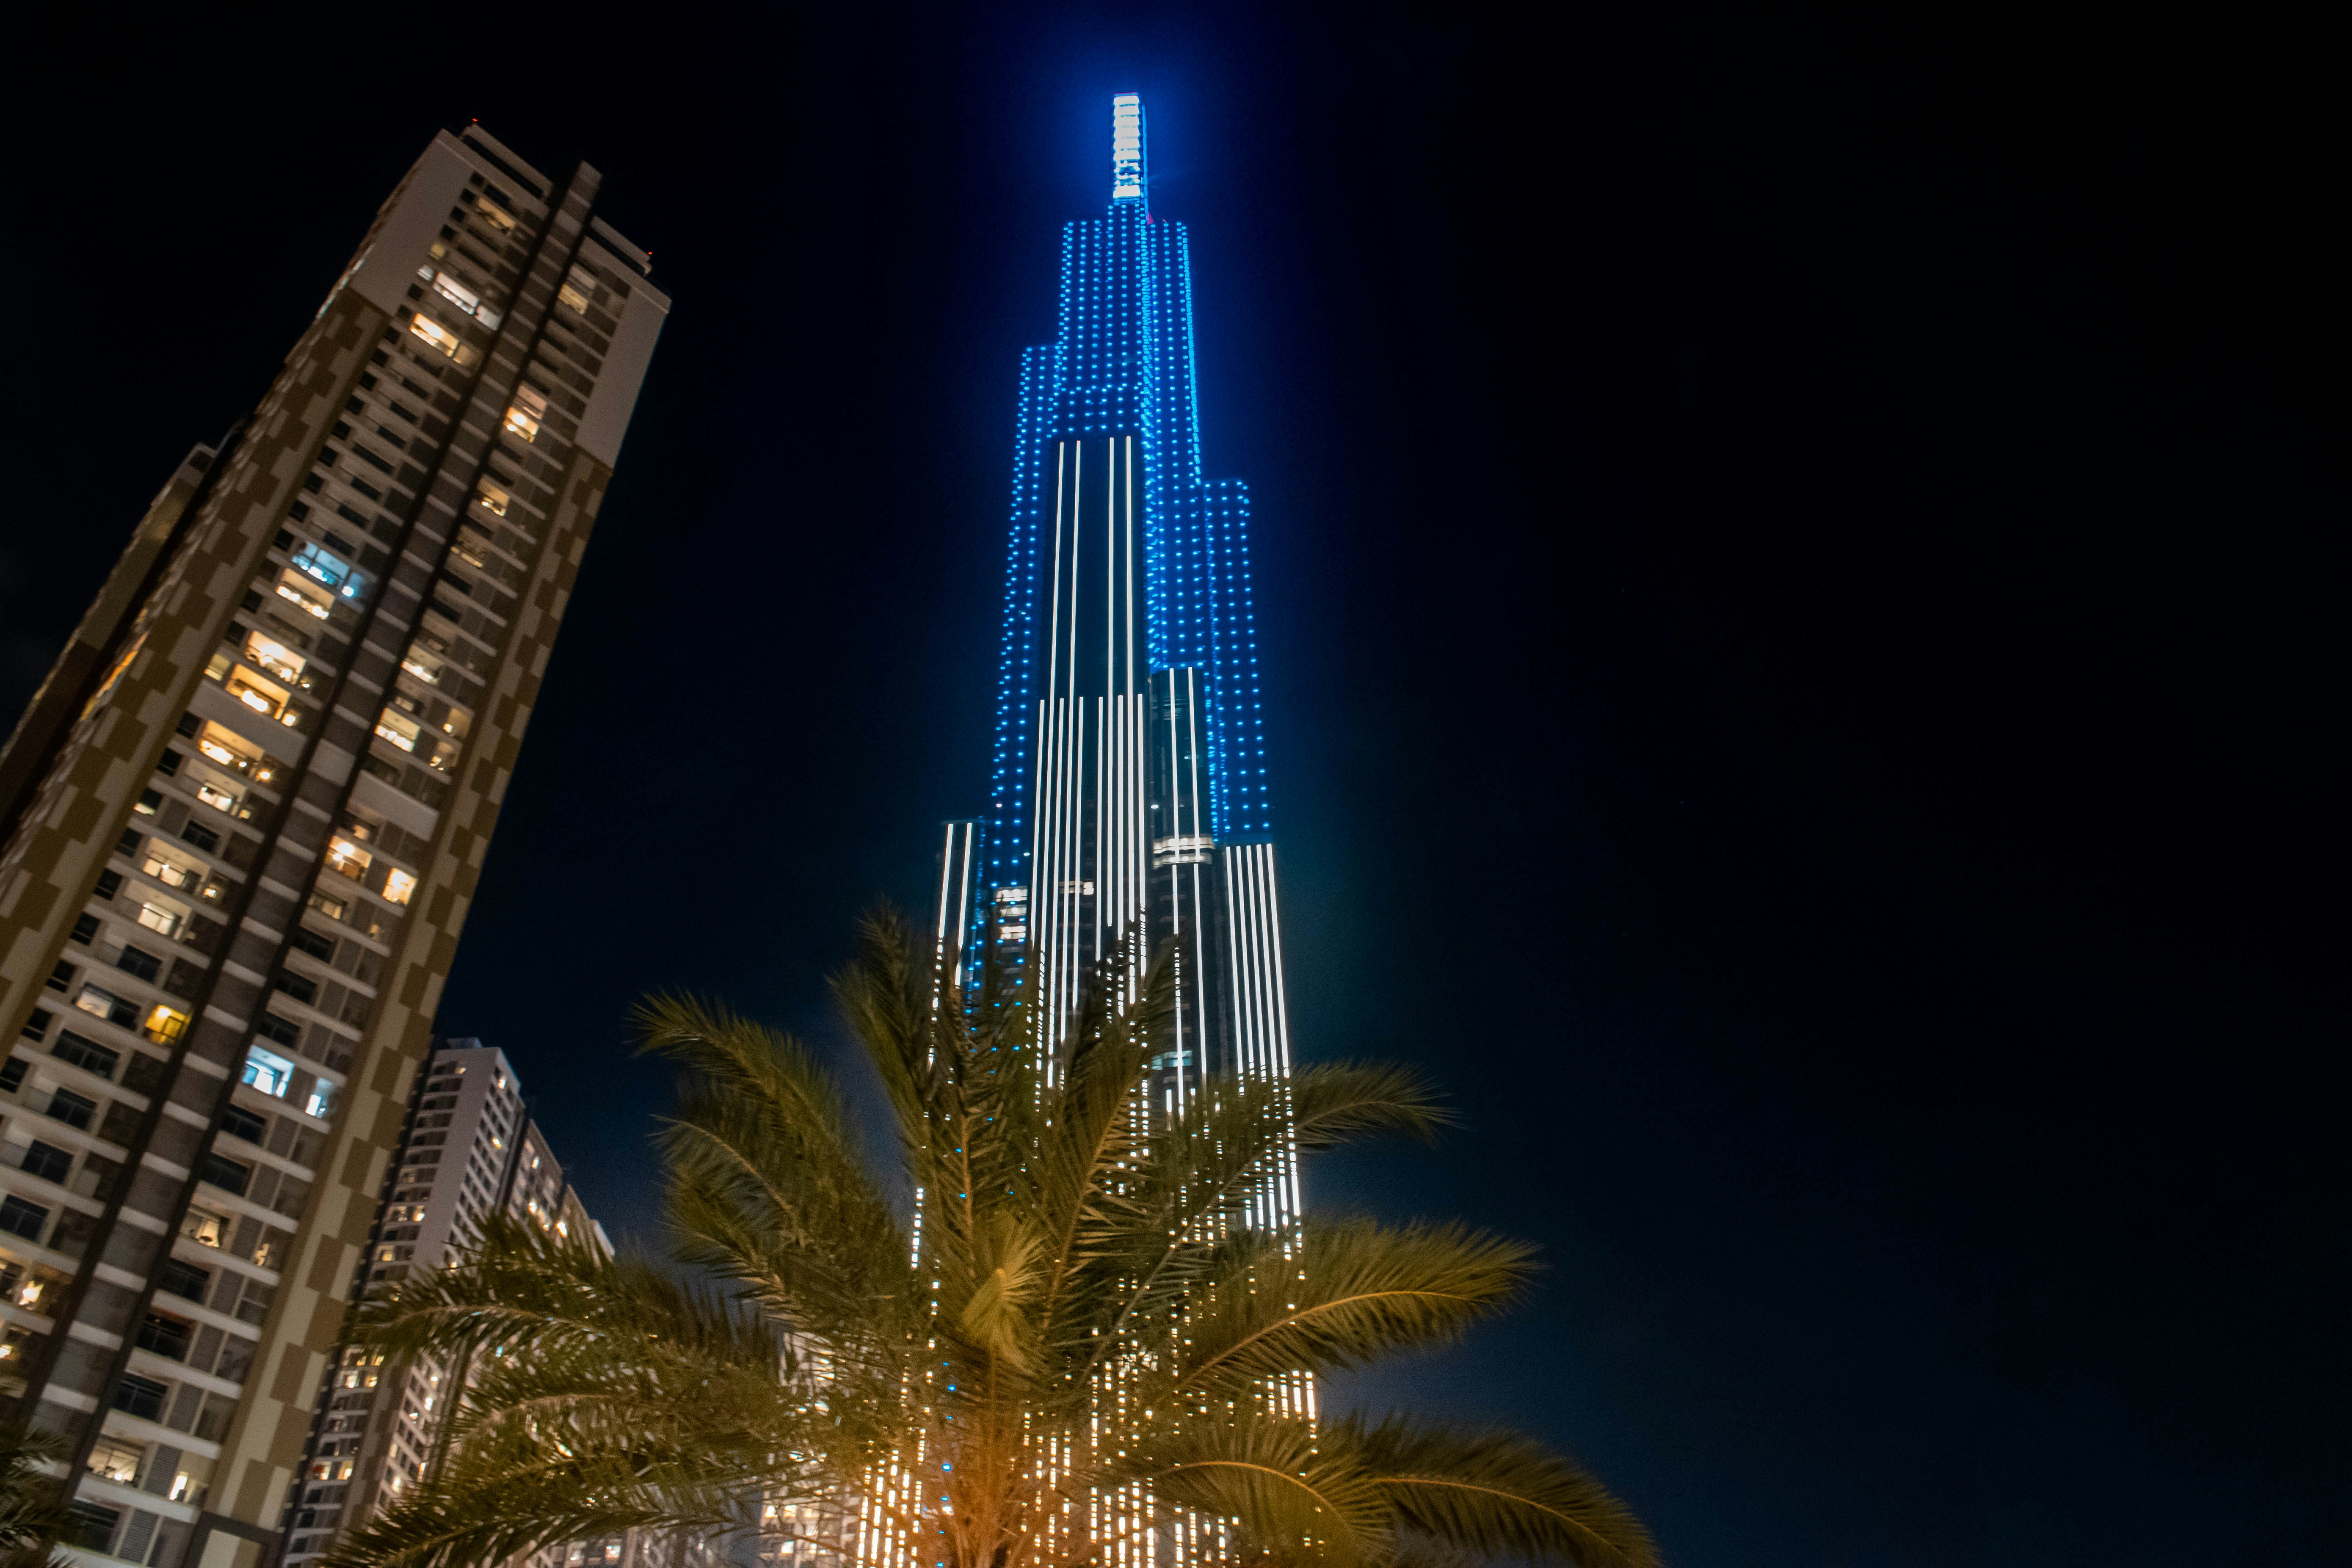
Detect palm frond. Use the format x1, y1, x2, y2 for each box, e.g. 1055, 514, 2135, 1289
1119, 1415, 1388, 1568
635, 994, 915, 1357
1345, 1417, 1657, 1568
0, 1410, 75, 1568
1166, 1220, 1535, 1400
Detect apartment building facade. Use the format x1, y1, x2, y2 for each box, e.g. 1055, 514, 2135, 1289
0, 125, 666, 1568
282, 1041, 602, 1563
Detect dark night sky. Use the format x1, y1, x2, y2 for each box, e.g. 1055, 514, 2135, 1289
5, 6, 2340, 1563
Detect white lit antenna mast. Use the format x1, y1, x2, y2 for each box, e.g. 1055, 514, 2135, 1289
1111, 93, 1147, 203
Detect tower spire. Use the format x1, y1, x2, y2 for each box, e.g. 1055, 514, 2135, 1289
1111, 92, 1146, 204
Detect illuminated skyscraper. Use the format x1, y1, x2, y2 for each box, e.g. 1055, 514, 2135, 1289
0, 125, 664, 1568
938, 95, 1292, 1213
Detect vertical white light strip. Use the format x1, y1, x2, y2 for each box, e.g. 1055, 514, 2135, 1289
953, 824, 975, 992
1128, 439, 1145, 996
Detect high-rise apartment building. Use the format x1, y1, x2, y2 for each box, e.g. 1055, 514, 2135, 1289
281, 1040, 601, 1565
938, 96, 1293, 1214
0, 125, 666, 1568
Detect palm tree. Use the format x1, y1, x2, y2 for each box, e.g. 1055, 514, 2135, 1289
332, 916, 1656, 1568
0, 1412, 78, 1568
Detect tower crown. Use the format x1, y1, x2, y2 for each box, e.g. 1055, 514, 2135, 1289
1111, 93, 1147, 204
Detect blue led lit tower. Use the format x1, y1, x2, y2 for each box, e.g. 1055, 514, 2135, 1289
935, 95, 1290, 1208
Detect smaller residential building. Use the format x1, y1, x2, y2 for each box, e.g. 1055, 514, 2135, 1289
281, 1041, 612, 1564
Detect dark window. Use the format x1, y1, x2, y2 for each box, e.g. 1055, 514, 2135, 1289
272, 972, 317, 1005
303, 473, 324, 494
135, 1313, 192, 1361
156, 750, 181, 776
289, 927, 335, 962
289, 500, 312, 521
345, 397, 364, 416
372, 348, 389, 368
112, 1374, 169, 1421
116, 946, 161, 982
70, 914, 99, 945
46, 962, 74, 992
332, 421, 352, 441
181, 822, 220, 853
116, 828, 143, 856
64, 1502, 120, 1551
220, 1105, 267, 1144
136, 788, 162, 815
255, 1013, 301, 1047
275, 530, 296, 552
95, 871, 123, 900
156, 1256, 211, 1300
19, 1011, 51, 1044
198, 1152, 250, 1196
20, 1143, 71, 1183
0, 1196, 48, 1241
47, 1089, 96, 1131
336, 503, 369, 530
52, 1032, 118, 1080
0, 1059, 25, 1093
350, 477, 383, 501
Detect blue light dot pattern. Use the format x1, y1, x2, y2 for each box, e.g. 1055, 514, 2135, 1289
981, 127, 1276, 911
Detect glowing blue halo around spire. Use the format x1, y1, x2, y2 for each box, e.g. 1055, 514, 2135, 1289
1111, 93, 1146, 203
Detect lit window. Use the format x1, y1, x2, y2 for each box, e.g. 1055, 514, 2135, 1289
409, 313, 462, 357
326, 836, 372, 878
292, 541, 349, 589
429, 271, 481, 316
85, 1437, 143, 1485
308, 890, 348, 921
243, 1044, 296, 1098
144, 1005, 190, 1044
475, 482, 510, 516
558, 280, 591, 314
143, 851, 198, 890
383, 868, 417, 906
375, 710, 422, 752
181, 1208, 228, 1247
276, 569, 335, 621
136, 901, 183, 938
401, 646, 446, 684
474, 196, 517, 232
306, 1080, 337, 1120
245, 632, 305, 684
224, 666, 289, 720
74, 984, 123, 1021
294, 542, 371, 603
197, 780, 240, 814
504, 384, 548, 444
194, 720, 263, 776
